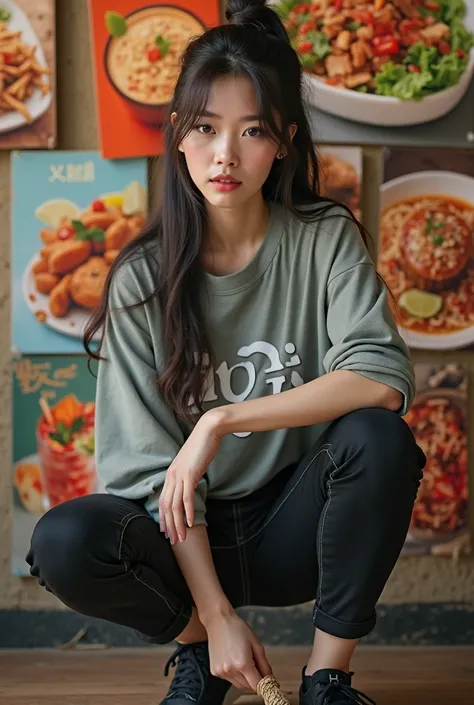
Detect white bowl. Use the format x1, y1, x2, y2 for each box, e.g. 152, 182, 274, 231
380, 170, 474, 350
302, 5, 474, 127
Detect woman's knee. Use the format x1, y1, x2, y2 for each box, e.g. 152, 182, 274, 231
331, 407, 425, 488
27, 495, 119, 599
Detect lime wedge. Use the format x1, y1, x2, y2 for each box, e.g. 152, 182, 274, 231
122, 181, 147, 215
105, 11, 127, 38
399, 289, 443, 318
35, 199, 81, 228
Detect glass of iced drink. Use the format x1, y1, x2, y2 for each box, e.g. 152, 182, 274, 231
36, 395, 96, 508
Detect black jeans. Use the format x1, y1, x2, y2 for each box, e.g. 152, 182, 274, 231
27, 408, 425, 644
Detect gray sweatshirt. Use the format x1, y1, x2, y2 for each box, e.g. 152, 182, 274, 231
95, 201, 415, 526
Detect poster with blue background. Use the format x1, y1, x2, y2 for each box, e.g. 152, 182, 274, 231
12, 150, 148, 354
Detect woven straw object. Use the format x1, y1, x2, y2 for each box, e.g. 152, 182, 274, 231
256, 675, 291, 705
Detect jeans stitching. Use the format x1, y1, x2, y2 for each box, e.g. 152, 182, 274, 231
210, 445, 331, 550
233, 504, 247, 604
130, 569, 179, 615
237, 505, 251, 604
117, 513, 179, 617
317, 446, 339, 612
118, 514, 146, 563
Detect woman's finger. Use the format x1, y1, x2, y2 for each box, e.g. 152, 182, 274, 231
183, 477, 195, 529
252, 642, 273, 678
158, 479, 171, 536
173, 478, 188, 542
241, 664, 264, 693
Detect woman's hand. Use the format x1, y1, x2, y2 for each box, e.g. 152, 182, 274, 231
159, 411, 224, 544
205, 611, 273, 691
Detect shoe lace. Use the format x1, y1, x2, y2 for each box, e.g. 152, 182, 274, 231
164, 643, 209, 699
319, 677, 376, 705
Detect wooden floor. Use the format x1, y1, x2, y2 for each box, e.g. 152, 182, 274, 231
0, 646, 473, 705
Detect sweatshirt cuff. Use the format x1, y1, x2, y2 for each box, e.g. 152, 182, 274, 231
345, 366, 413, 416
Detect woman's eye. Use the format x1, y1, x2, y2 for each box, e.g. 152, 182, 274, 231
196, 124, 213, 134
245, 127, 263, 137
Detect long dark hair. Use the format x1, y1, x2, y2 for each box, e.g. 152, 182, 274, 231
84, 0, 375, 423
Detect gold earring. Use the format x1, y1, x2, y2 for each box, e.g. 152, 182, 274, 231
277, 152, 284, 159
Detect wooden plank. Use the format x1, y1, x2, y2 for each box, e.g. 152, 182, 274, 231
0, 647, 473, 705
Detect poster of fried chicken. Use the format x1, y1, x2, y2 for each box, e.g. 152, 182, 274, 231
11, 150, 148, 354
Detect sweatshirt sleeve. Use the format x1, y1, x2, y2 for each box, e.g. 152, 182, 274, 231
322, 217, 415, 415
95, 259, 208, 526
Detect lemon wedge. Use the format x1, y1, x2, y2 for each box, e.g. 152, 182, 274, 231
100, 191, 124, 209
35, 199, 81, 228
122, 181, 147, 216
399, 289, 443, 318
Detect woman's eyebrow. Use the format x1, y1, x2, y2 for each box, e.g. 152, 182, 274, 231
200, 110, 260, 121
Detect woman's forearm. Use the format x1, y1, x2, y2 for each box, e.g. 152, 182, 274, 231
171, 524, 233, 624
206, 370, 402, 437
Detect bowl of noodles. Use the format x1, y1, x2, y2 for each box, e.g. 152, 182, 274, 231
403, 387, 468, 547
103, 5, 205, 126
378, 170, 474, 350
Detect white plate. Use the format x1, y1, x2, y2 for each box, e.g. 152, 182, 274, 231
0, 0, 52, 134
273, 0, 474, 126
380, 170, 474, 350
22, 253, 100, 343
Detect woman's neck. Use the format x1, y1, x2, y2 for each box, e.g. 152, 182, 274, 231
204, 194, 269, 254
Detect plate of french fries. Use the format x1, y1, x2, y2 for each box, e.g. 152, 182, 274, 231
0, 0, 52, 132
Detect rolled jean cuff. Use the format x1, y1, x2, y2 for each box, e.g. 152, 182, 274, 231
313, 606, 376, 640
135, 604, 193, 645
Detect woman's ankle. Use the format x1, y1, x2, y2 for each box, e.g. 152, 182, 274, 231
176, 607, 208, 644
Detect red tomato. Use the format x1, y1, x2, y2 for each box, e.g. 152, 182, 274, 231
438, 40, 451, 55
2, 52, 13, 63
333, 0, 343, 10
375, 21, 396, 36
408, 64, 421, 72
57, 225, 75, 240
350, 10, 374, 24
372, 36, 400, 56
147, 47, 161, 62
91, 199, 106, 213
325, 77, 340, 85
424, 1, 440, 10
458, 49, 467, 59
400, 18, 426, 32
298, 41, 313, 53
300, 19, 316, 33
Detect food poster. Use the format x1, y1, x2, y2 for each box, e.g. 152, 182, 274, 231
318, 145, 362, 220
89, 0, 221, 159
12, 150, 148, 355
0, 0, 55, 149
11, 355, 98, 576
378, 148, 474, 351
402, 362, 470, 558
270, 0, 474, 145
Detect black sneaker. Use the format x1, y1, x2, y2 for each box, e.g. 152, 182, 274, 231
299, 667, 376, 705
161, 641, 238, 705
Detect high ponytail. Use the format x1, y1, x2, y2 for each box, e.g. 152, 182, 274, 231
225, 0, 290, 43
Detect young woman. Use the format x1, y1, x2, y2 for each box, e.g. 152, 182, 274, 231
27, 1, 426, 704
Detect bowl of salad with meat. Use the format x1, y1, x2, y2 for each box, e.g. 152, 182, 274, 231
273, 0, 474, 126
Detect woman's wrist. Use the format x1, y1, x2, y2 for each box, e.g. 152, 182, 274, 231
198, 599, 235, 627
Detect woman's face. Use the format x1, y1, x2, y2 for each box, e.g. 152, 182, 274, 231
173, 75, 289, 209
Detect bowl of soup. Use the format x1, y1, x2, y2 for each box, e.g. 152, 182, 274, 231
104, 5, 205, 126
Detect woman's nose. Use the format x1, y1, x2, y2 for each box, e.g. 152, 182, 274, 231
214, 138, 239, 168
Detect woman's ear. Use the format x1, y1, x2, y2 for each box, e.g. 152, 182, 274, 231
289, 122, 297, 142
170, 112, 185, 153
